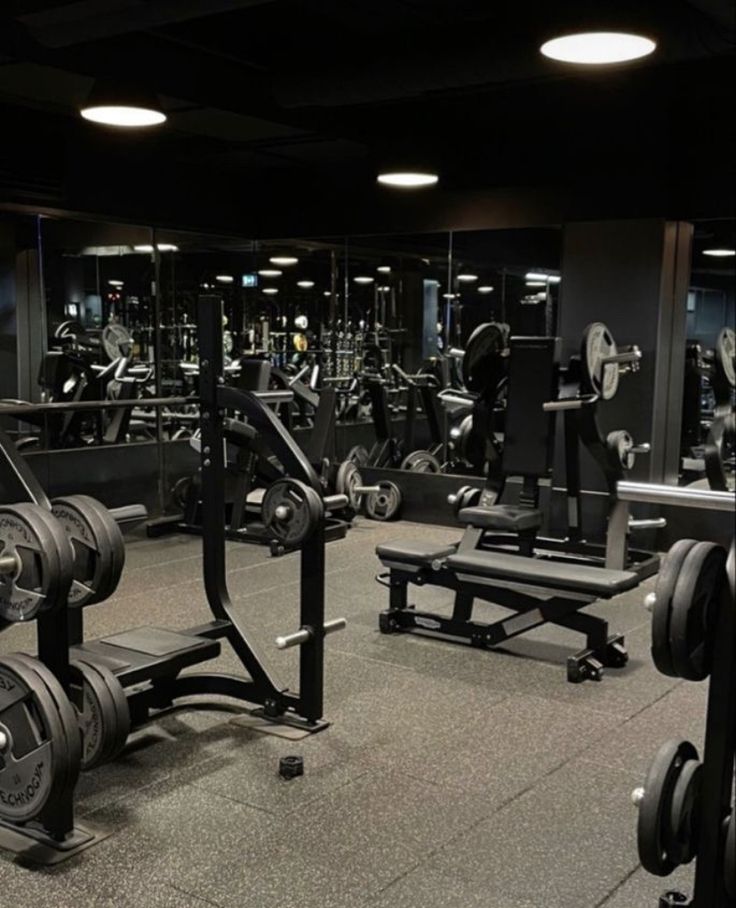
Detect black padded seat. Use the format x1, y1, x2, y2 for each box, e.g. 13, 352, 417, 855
446, 550, 638, 597
458, 505, 542, 532
376, 540, 456, 566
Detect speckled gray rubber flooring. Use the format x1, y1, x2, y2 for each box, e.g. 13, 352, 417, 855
0, 519, 705, 908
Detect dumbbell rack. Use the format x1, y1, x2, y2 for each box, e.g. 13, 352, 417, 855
0, 295, 343, 863
619, 482, 736, 907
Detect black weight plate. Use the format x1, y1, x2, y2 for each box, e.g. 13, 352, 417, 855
70, 661, 117, 769
51, 497, 114, 607
73, 496, 126, 601
716, 326, 735, 388
400, 450, 442, 473
581, 322, 619, 400
262, 479, 323, 546
462, 323, 505, 393
0, 503, 71, 622
346, 446, 369, 468
606, 430, 635, 471
726, 809, 735, 897
669, 542, 726, 681
0, 655, 68, 823
666, 759, 702, 866
12, 653, 81, 813
90, 660, 130, 762
364, 481, 402, 521
638, 738, 699, 876
651, 539, 699, 677
335, 460, 362, 511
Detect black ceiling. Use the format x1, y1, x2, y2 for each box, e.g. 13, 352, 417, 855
1, 0, 734, 236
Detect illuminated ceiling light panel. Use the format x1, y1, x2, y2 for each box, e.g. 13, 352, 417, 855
540, 32, 656, 65
526, 281, 547, 287
457, 273, 478, 283
133, 243, 179, 253
269, 256, 299, 266
478, 286, 494, 294
216, 275, 234, 283
377, 171, 439, 188
702, 248, 735, 257
377, 265, 392, 273
354, 276, 375, 284
297, 280, 315, 288
262, 287, 279, 295
108, 279, 124, 287
258, 269, 282, 277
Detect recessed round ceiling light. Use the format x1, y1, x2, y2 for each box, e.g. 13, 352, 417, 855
540, 32, 656, 65
702, 247, 736, 257
269, 256, 298, 266
478, 286, 494, 294
377, 265, 392, 273
354, 276, 374, 284
108, 279, 124, 287
81, 105, 166, 127
262, 287, 279, 295
258, 269, 282, 277
457, 273, 478, 283
216, 275, 234, 284
297, 280, 315, 289
377, 171, 439, 188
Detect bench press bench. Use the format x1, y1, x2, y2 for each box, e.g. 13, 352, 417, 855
376, 536, 635, 682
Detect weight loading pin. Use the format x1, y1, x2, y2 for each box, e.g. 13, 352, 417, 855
274, 504, 292, 521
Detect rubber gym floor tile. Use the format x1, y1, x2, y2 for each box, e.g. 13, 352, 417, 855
597, 863, 694, 907
361, 692, 617, 795
433, 757, 643, 908
367, 866, 540, 908
577, 679, 708, 778
277, 765, 497, 858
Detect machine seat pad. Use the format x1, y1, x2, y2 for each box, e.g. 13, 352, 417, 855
376, 540, 456, 566
458, 505, 542, 532
446, 551, 638, 597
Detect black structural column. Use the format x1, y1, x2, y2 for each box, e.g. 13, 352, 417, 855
558, 219, 692, 488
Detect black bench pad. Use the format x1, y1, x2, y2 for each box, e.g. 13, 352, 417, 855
376, 540, 456, 565
446, 551, 638, 597
458, 505, 542, 532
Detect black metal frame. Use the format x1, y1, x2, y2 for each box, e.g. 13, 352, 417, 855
0, 294, 335, 861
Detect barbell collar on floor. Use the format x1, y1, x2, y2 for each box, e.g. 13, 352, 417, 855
275, 617, 347, 650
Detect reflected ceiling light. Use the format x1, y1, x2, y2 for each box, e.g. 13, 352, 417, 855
354, 276, 374, 284
133, 243, 179, 253
526, 271, 561, 284
702, 248, 735, 257
378, 285, 392, 293
442, 292, 458, 299
457, 273, 478, 283
80, 80, 166, 127
108, 279, 124, 287
323, 291, 332, 297
478, 285, 494, 294
526, 281, 547, 287
216, 275, 234, 283
201, 283, 211, 289
377, 265, 392, 273
258, 269, 282, 277
540, 32, 656, 65
297, 280, 315, 288
269, 256, 298, 266
263, 287, 279, 295
377, 171, 439, 188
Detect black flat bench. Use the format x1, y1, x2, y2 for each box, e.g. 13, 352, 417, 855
376, 540, 456, 566
457, 505, 543, 532
446, 551, 637, 597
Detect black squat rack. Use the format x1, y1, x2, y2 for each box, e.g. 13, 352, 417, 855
619, 481, 735, 908
0, 294, 346, 862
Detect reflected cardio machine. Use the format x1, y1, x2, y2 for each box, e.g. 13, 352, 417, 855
375, 336, 640, 682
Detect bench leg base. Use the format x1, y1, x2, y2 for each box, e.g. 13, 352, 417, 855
567, 634, 628, 683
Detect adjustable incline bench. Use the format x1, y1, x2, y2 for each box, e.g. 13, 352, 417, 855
375, 336, 638, 682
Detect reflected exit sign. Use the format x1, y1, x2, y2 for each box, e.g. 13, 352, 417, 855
242, 273, 258, 288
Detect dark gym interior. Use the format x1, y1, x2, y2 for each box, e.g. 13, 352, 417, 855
0, 3, 734, 907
